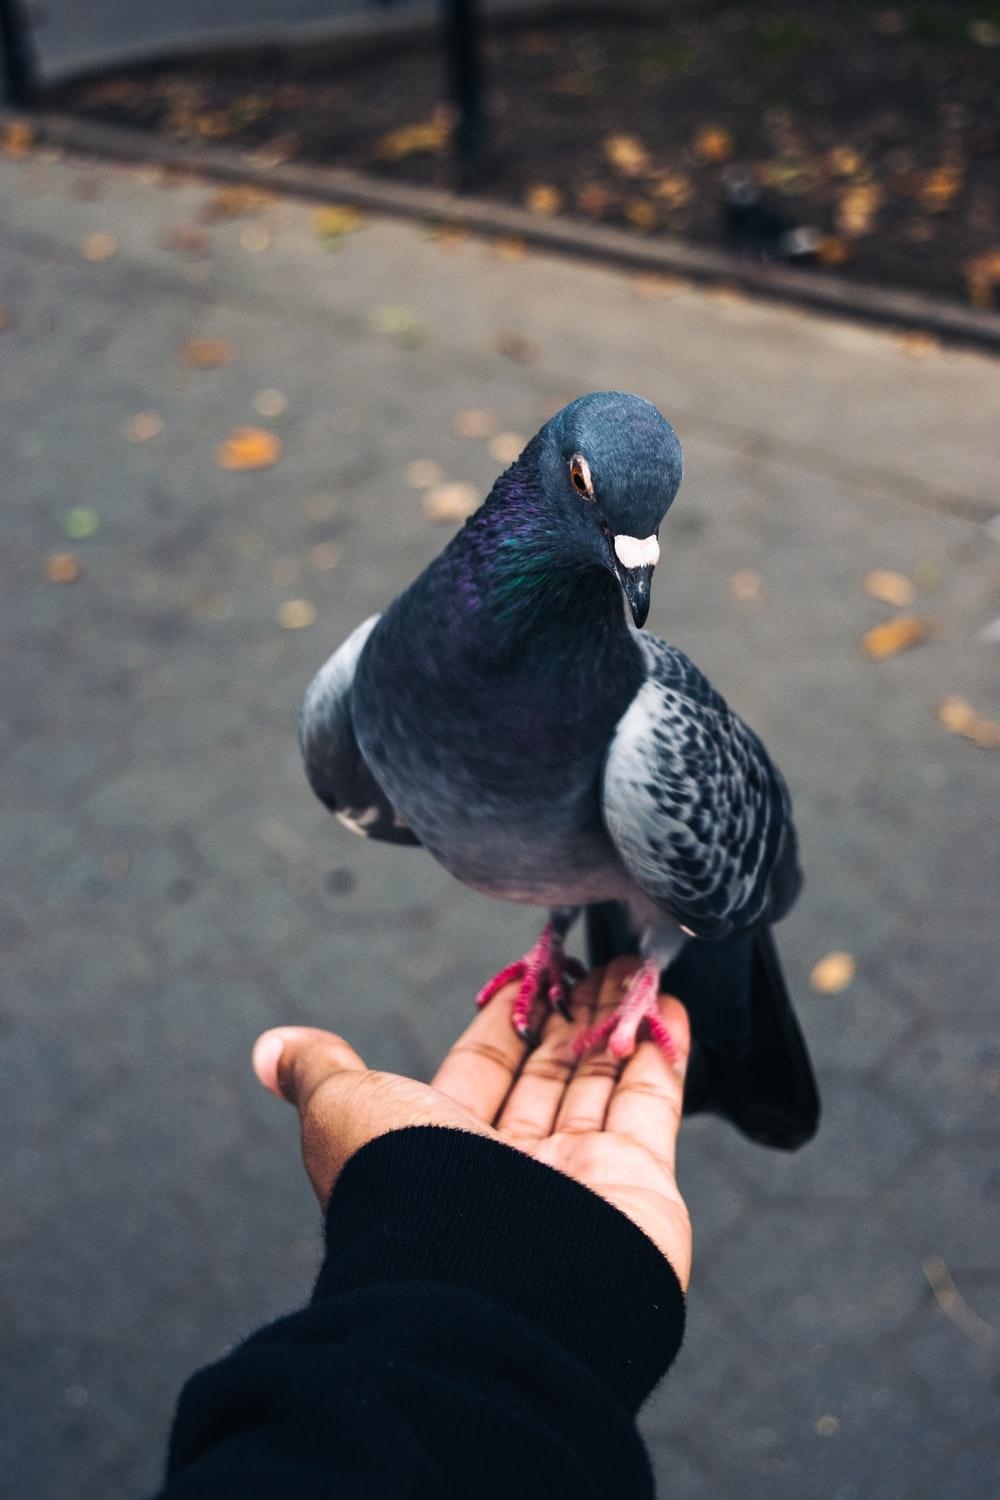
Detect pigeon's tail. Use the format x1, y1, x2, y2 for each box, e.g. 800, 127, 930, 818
584, 903, 820, 1151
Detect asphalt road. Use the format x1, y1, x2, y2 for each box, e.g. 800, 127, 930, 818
2, 146, 999, 1498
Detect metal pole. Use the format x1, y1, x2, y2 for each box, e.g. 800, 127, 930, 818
441, 0, 484, 176
0, 0, 38, 107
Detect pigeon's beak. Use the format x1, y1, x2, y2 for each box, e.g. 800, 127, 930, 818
612, 534, 659, 630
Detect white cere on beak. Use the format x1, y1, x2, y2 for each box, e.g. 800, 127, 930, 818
613, 534, 660, 570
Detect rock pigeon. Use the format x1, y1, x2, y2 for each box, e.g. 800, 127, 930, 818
301, 392, 820, 1149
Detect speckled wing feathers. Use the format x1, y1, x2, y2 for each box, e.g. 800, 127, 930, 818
602, 635, 800, 939
299, 615, 421, 847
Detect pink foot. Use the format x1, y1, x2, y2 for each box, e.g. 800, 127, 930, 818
573, 959, 678, 1063
476, 923, 585, 1043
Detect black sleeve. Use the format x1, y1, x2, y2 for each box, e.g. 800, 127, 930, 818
158, 1126, 686, 1500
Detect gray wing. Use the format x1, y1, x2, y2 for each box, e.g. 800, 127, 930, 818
299, 615, 421, 847
601, 634, 800, 939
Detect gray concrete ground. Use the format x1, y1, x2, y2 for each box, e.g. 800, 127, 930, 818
2, 145, 999, 1499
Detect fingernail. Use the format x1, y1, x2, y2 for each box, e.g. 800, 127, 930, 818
252, 1031, 287, 1097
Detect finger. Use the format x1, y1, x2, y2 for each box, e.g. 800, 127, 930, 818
605, 997, 691, 1172
430, 982, 534, 1124
252, 1026, 368, 1110
494, 995, 582, 1149
552, 959, 639, 1134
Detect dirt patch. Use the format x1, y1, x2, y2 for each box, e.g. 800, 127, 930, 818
49, 2, 1000, 308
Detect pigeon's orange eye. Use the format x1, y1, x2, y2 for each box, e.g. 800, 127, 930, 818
569, 454, 594, 499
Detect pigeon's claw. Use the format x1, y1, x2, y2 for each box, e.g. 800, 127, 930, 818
573, 959, 678, 1063
476, 925, 583, 1045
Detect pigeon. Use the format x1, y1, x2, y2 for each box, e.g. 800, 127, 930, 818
301, 392, 820, 1149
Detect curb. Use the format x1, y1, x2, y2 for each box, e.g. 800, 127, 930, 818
14, 109, 1000, 357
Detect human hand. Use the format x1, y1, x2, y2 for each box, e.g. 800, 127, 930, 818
252, 957, 692, 1288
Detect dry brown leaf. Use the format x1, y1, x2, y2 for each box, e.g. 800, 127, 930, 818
603, 133, 650, 178
962, 248, 1000, 308
2, 119, 34, 159
836, 184, 883, 239
277, 599, 317, 630
651, 171, 694, 208
201, 184, 272, 220
525, 182, 564, 216
625, 197, 658, 231
488, 432, 525, 465
632, 273, 693, 301
816, 235, 851, 267
125, 411, 163, 444
828, 145, 863, 177
81, 231, 118, 262
376, 114, 451, 162
692, 126, 734, 164
44, 553, 82, 585
403, 459, 444, 490
452, 408, 498, 440
423, 482, 479, 523
810, 951, 856, 994
494, 236, 526, 261
576, 182, 615, 218
937, 696, 1000, 749
495, 332, 537, 364
216, 426, 282, 472
863, 569, 916, 607
729, 568, 764, 603
181, 337, 236, 368
918, 165, 963, 213
896, 330, 940, 360
861, 614, 933, 659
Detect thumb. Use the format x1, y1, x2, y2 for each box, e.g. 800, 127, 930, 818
252, 1027, 368, 1108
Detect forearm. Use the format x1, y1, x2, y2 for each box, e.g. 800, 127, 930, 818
159, 1128, 686, 1499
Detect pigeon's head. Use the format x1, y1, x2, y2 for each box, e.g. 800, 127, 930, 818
533, 391, 683, 628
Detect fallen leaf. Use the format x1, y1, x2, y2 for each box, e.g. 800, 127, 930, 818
403, 459, 443, 490
376, 114, 451, 162
494, 236, 526, 261
625, 197, 658, 231
81, 231, 118, 262
861, 614, 933, 659
729, 568, 764, 603
239, 224, 272, 253
430, 223, 466, 251
918, 165, 963, 213
277, 599, 317, 630
44, 553, 82, 584
603, 133, 650, 178
815, 1416, 842, 1438
937, 696, 1000, 749
962, 248, 1000, 308
632, 272, 693, 300
253, 388, 287, 419
453, 408, 498, 439
161, 224, 211, 256
216, 426, 282, 471
816, 235, 851, 267
651, 171, 694, 208
576, 182, 615, 218
863, 569, 915, 606
125, 411, 163, 444
525, 182, 564, 216
370, 305, 422, 346
828, 145, 863, 177
896, 330, 940, 360
836, 184, 883, 239
201, 184, 272, 220
494, 332, 537, 364
180, 337, 236, 368
423, 482, 480, 523
488, 432, 525, 465
314, 205, 367, 243
692, 125, 734, 164
810, 951, 856, 994
1, 119, 34, 159
64, 507, 100, 540
308, 542, 344, 572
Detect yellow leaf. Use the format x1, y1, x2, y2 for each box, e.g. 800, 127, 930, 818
1, 119, 34, 158
314, 205, 367, 241
828, 145, 863, 177
918, 165, 963, 213
863, 569, 916, 607
836, 184, 883, 239
937, 696, 1000, 750
860, 614, 933, 659
44, 553, 82, 584
201, 185, 272, 220
963, 248, 1000, 308
181, 337, 236, 368
494, 236, 526, 261
277, 599, 317, 630
603, 133, 650, 178
816, 235, 851, 267
651, 171, 694, 208
896, 331, 940, 360
625, 197, 658, 231
216, 426, 283, 472
692, 126, 734, 164
810, 951, 856, 994
525, 182, 564, 216
376, 115, 451, 161
422, 482, 480, 523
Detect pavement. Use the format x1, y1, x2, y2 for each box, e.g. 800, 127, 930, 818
1, 143, 999, 1500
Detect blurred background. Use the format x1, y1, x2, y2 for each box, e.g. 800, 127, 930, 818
2, 3, 1000, 1497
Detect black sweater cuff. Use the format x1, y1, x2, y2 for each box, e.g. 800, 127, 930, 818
312, 1125, 685, 1411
